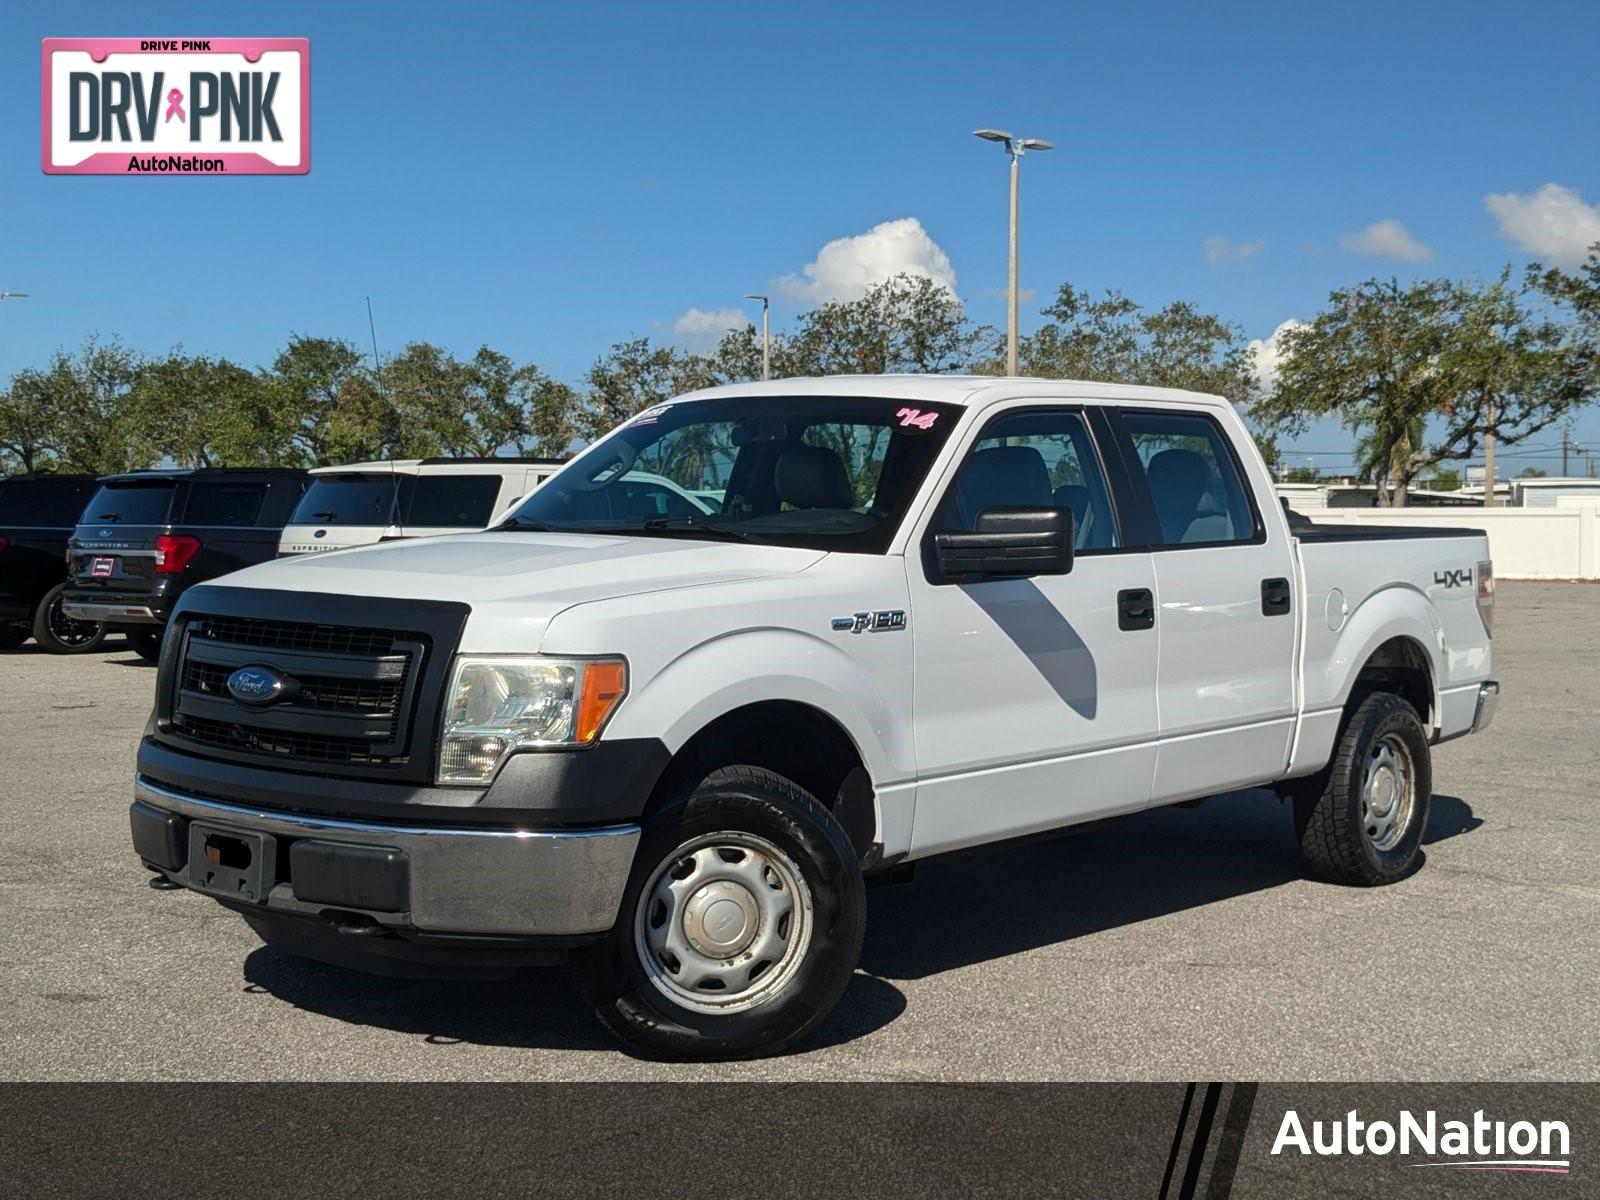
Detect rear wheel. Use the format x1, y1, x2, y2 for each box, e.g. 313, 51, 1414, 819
0, 625, 28, 650
31, 583, 107, 655
575, 765, 866, 1060
1295, 692, 1432, 885
130, 629, 164, 663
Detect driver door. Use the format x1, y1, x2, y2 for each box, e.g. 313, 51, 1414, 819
905, 404, 1160, 857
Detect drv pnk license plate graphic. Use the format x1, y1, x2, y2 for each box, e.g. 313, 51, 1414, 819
42, 38, 310, 175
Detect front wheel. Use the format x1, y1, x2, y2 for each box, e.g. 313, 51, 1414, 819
31, 583, 107, 654
1295, 692, 1432, 886
575, 765, 866, 1060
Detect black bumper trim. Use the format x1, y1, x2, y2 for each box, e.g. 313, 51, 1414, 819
231, 903, 591, 979
136, 734, 671, 829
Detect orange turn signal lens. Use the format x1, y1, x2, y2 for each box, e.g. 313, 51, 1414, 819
576, 660, 628, 743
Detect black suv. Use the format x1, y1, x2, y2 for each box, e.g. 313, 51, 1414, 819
0, 473, 102, 652
63, 469, 308, 661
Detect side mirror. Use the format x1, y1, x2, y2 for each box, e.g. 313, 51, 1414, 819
935, 506, 1075, 580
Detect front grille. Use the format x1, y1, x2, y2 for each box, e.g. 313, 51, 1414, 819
187, 614, 404, 657
175, 714, 402, 767
168, 613, 429, 773
182, 659, 406, 719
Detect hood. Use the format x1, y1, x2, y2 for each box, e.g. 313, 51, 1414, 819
204, 531, 826, 650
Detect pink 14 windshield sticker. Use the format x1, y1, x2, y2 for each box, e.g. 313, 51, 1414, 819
896, 407, 939, 430
42, 38, 310, 175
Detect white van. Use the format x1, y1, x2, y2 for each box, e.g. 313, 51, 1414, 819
277, 458, 563, 557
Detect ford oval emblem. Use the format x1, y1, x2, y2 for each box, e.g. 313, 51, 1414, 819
226, 665, 288, 706
313, 528, 327, 539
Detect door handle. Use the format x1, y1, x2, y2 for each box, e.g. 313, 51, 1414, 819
1261, 577, 1292, 616
1118, 588, 1155, 631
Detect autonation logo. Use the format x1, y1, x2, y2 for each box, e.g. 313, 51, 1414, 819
1273, 1108, 1571, 1174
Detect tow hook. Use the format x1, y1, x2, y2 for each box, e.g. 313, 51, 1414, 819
322, 911, 394, 937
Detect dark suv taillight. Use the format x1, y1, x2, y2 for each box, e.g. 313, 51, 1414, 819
154, 534, 201, 574
0, 535, 8, 554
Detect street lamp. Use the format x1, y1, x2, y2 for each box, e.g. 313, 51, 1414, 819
974, 129, 1052, 376
744, 293, 770, 381
0, 291, 29, 302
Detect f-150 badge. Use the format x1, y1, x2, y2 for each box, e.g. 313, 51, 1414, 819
832, 610, 906, 633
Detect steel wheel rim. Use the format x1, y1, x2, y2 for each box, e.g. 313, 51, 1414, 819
632, 830, 813, 1014
47, 597, 100, 647
1361, 732, 1415, 852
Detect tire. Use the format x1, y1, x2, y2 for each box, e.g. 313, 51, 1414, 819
574, 765, 866, 1061
31, 583, 108, 655
1294, 692, 1432, 886
0, 625, 28, 650
130, 629, 164, 663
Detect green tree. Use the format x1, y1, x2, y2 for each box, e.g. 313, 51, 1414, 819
781, 275, 989, 376
3, 339, 151, 474
1429, 466, 1462, 491
1013, 284, 1258, 400
129, 352, 291, 467
1256, 274, 1593, 506
577, 338, 716, 441
269, 335, 393, 465
1517, 466, 1549, 478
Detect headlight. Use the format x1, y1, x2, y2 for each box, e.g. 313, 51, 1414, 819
437, 656, 627, 784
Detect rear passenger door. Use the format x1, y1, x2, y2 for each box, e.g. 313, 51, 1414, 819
1103, 406, 1298, 803
906, 404, 1160, 857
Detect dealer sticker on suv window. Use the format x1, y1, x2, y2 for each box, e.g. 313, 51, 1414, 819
42, 38, 310, 175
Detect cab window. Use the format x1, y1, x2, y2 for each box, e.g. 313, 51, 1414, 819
936, 409, 1118, 550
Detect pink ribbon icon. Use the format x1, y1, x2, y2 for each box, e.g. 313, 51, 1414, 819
164, 88, 185, 123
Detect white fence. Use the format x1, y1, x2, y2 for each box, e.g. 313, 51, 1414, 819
1305, 502, 1600, 579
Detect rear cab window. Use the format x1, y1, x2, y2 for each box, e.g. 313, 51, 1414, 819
0, 479, 94, 527
82, 482, 177, 527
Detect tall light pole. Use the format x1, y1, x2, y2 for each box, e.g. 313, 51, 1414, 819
975, 129, 1051, 376
0, 291, 29, 302
744, 293, 770, 381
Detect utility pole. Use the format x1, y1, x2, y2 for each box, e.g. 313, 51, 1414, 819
1562, 427, 1569, 477
974, 129, 1052, 376
744, 294, 770, 381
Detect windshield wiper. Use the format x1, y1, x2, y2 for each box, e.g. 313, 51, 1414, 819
634, 517, 756, 542
498, 515, 556, 531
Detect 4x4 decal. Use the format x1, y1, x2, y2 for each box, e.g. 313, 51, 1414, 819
1433, 567, 1473, 589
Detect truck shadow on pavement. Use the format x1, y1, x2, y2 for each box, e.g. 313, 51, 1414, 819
858, 789, 1481, 982
238, 790, 1475, 1054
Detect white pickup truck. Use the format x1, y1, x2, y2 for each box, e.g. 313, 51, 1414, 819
128, 376, 1498, 1059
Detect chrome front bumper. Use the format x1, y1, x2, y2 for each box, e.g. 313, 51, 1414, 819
63, 601, 159, 623
1472, 680, 1500, 733
132, 776, 640, 936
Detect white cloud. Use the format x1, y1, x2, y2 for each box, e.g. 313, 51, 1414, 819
776, 217, 957, 303
1485, 182, 1600, 268
1248, 319, 1304, 392
671, 306, 748, 352
1339, 218, 1433, 262
1204, 235, 1268, 264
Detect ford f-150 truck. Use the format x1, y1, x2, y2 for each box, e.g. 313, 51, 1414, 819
128, 377, 1498, 1059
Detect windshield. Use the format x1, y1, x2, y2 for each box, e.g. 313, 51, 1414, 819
502, 395, 960, 553
83, 482, 176, 526
291, 476, 402, 526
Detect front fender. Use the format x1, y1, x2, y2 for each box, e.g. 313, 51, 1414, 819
600, 626, 913, 788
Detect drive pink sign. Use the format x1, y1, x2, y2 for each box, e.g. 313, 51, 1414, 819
42, 38, 309, 175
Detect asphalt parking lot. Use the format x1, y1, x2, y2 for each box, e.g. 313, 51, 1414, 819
1, 581, 1595, 1082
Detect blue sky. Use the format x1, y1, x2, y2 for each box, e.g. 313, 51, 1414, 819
6, 0, 1600, 473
